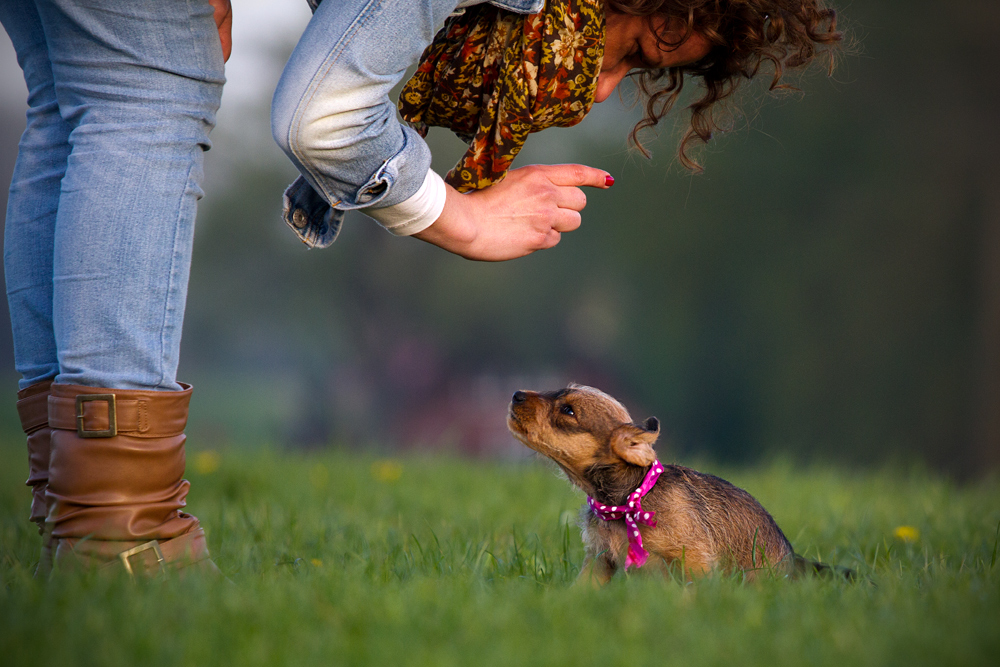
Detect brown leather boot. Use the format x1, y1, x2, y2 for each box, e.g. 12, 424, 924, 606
17, 380, 54, 576
45, 382, 219, 576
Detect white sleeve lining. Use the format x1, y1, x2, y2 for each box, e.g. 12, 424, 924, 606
364, 169, 447, 237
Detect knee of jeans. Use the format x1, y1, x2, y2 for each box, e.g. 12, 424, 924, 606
272, 96, 330, 169
271, 101, 293, 159
271, 82, 306, 161
273, 79, 382, 170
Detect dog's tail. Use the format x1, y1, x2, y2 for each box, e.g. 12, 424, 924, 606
793, 554, 855, 581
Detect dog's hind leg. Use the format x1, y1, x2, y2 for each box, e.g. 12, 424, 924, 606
576, 551, 617, 587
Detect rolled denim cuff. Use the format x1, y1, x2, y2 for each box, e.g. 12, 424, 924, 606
282, 125, 432, 249
283, 176, 344, 249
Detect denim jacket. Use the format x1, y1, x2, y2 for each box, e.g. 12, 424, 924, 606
275, 0, 546, 249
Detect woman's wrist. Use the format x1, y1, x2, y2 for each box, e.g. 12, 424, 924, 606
412, 184, 477, 253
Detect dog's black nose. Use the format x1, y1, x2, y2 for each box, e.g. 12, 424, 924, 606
512, 391, 527, 404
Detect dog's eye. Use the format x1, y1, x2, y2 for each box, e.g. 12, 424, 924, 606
560, 404, 575, 417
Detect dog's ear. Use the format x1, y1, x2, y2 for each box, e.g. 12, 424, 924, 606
610, 418, 659, 467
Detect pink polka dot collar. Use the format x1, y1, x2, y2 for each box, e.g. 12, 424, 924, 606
587, 460, 664, 569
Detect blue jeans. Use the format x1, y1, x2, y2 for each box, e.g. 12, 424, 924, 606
1, 0, 225, 391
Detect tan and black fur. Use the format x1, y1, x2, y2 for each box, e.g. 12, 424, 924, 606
507, 384, 846, 585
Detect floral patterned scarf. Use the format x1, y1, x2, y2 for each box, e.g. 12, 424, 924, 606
398, 0, 605, 193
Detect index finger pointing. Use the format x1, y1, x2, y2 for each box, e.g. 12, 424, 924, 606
537, 163, 614, 189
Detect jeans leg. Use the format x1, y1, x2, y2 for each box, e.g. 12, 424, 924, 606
34, 0, 225, 390
1, 0, 67, 390
270, 0, 455, 211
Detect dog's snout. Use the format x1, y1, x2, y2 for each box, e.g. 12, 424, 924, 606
512, 391, 527, 404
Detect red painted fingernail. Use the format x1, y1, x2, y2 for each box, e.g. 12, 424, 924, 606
605, 174, 615, 187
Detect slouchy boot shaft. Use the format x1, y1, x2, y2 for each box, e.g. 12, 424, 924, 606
17, 380, 52, 531
46, 383, 215, 574
17, 380, 55, 576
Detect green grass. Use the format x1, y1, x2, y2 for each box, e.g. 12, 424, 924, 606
1, 442, 998, 666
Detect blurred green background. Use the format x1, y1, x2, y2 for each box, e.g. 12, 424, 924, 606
0, 0, 997, 475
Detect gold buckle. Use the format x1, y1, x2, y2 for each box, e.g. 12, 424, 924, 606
118, 540, 165, 577
75, 394, 117, 438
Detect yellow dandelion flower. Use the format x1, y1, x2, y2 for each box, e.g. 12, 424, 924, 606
311, 558, 323, 567
893, 525, 920, 543
372, 459, 403, 483
193, 450, 220, 475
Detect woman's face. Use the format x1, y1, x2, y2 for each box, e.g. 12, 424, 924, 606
596, 10, 712, 103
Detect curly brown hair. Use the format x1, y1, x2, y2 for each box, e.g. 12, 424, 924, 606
608, 0, 843, 170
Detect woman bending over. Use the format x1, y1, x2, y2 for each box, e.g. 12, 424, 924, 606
272, 0, 841, 262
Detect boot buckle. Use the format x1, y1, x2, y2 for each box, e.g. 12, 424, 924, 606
75, 394, 117, 438
118, 540, 165, 577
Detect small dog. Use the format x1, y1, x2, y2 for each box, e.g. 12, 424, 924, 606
507, 384, 846, 585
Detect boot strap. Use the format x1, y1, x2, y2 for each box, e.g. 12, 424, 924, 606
115, 528, 211, 576
49, 395, 156, 437
16, 388, 51, 433
58, 528, 210, 576
47, 383, 191, 438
